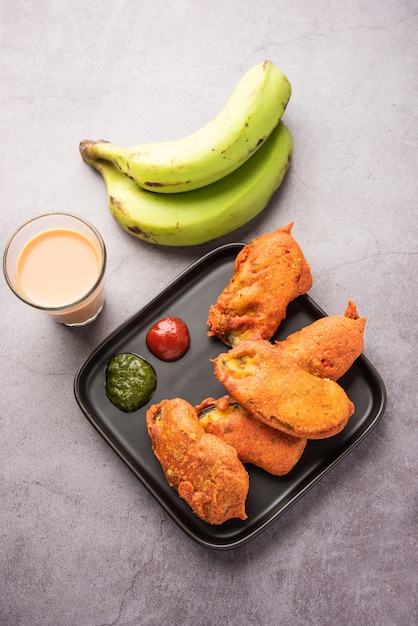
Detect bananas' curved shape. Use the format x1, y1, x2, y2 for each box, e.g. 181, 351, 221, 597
81, 121, 293, 247
79, 60, 291, 194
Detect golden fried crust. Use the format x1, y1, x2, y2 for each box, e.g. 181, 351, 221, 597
277, 300, 366, 381
196, 395, 307, 476
146, 398, 249, 524
207, 223, 313, 347
212, 340, 354, 439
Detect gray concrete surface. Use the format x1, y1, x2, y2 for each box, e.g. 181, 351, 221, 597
1, 2, 417, 625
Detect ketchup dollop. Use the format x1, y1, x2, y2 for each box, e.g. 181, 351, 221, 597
146, 316, 190, 361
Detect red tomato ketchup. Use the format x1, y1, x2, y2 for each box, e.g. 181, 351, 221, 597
146, 316, 190, 361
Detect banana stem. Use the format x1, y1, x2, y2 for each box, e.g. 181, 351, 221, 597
79, 139, 110, 164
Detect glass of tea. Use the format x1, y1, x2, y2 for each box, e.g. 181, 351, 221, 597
3, 213, 107, 326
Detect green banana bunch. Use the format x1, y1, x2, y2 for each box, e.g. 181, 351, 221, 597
79, 60, 291, 194
81, 121, 293, 247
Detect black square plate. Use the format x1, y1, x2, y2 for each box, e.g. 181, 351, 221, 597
74, 243, 387, 549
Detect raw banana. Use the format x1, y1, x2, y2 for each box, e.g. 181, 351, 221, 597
79, 60, 291, 194
80, 121, 293, 247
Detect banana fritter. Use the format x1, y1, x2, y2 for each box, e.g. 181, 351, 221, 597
146, 398, 249, 525
212, 302, 365, 440
196, 395, 307, 476
213, 339, 355, 439
277, 300, 366, 381
207, 223, 312, 347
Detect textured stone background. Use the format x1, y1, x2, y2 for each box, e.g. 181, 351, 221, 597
1, 1, 417, 625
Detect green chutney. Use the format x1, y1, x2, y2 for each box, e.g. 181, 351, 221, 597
105, 353, 156, 412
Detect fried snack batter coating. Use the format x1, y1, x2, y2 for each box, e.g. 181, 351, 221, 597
207, 223, 313, 347
278, 300, 366, 381
146, 398, 249, 524
196, 395, 307, 476
213, 340, 354, 439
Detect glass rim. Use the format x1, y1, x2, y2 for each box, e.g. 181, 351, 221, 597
3, 212, 107, 313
